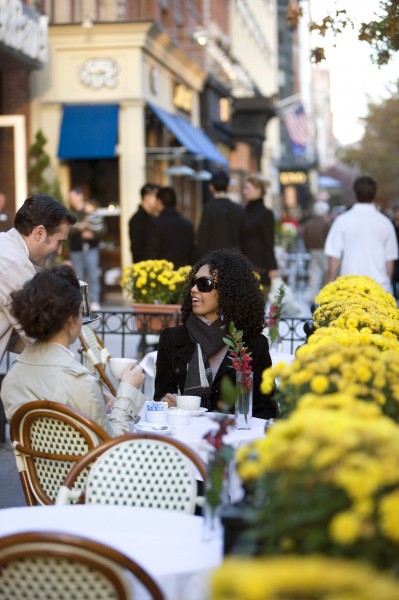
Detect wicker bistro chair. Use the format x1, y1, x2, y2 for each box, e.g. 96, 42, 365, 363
0, 531, 164, 600
79, 324, 117, 397
56, 433, 207, 513
10, 401, 111, 506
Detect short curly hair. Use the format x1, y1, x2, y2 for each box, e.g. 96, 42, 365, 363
181, 249, 265, 338
10, 265, 82, 341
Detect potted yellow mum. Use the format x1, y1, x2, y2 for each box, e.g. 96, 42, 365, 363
120, 259, 191, 330
261, 337, 399, 420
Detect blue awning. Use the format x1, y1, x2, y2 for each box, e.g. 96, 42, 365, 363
318, 175, 342, 189
58, 104, 119, 159
148, 102, 228, 167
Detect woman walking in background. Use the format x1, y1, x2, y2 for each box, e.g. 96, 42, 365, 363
242, 174, 278, 289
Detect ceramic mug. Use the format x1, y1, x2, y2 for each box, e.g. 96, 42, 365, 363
145, 401, 168, 423
176, 395, 201, 411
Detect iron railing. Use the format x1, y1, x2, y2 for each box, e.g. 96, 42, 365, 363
0, 310, 308, 443
0, 310, 308, 371
90, 309, 308, 357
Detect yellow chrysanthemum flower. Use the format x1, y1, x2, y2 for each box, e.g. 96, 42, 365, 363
120, 259, 192, 304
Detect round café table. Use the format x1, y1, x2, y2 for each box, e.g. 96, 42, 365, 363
133, 414, 270, 503
0, 504, 222, 600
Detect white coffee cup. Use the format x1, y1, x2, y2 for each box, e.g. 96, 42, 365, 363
109, 358, 137, 379
145, 401, 168, 423
176, 395, 201, 411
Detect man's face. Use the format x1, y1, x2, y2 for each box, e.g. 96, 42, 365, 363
143, 192, 160, 216
28, 222, 71, 267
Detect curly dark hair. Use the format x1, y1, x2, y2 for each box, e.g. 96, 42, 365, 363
180, 249, 265, 338
10, 264, 82, 341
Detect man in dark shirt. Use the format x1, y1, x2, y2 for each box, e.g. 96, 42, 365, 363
129, 183, 160, 262
146, 186, 194, 267
197, 169, 246, 259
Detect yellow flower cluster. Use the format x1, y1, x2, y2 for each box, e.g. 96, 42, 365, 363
231, 274, 399, 572
211, 556, 399, 600
236, 405, 399, 551
261, 337, 399, 419
307, 326, 399, 352
313, 300, 399, 336
313, 275, 399, 336
315, 274, 396, 308
120, 260, 191, 304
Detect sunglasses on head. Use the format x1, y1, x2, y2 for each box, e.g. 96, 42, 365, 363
191, 276, 219, 293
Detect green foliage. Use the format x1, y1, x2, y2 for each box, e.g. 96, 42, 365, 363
297, 0, 399, 66
28, 130, 65, 204
338, 80, 399, 205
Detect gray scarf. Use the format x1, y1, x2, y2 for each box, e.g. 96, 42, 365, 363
184, 314, 226, 408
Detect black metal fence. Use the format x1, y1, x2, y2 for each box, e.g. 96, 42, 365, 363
89, 309, 308, 357
0, 310, 308, 371
0, 310, 308, 443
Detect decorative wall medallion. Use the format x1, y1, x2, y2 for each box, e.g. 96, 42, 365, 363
79, 58, 119, 90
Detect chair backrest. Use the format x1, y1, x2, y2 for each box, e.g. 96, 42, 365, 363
9, 400, 111, 506
0, 531, 164, 600
57, 433, 207, 513
79, 325, 117, 396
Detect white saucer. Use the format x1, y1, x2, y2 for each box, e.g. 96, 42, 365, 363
135, 422, 173, 435
185, 407, 208, 417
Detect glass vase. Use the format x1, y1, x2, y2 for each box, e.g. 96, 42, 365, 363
202, 489, 225, 542
202, 457, 229, 542
235, 371, 253, 430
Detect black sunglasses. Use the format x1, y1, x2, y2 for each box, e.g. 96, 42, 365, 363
191, 276, 219, 293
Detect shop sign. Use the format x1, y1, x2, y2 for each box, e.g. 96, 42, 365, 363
0, 0, 48, 65
173, 83, 193, 113
279, 171, 308, 186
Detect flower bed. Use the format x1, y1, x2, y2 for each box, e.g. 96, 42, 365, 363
235, 404, 399, 569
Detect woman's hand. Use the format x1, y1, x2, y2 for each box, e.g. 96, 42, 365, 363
121, 364, 145, 389
163, 393, 177, 408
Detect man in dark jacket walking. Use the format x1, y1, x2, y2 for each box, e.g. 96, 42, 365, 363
197, 170, 246, 259
146, 186, 194, 267
129, 182, 160, 262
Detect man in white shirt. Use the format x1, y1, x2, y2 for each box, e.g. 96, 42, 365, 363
324, 175, 398, 292
0, 194, 76, 361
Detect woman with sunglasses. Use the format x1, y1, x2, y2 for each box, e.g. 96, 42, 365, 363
1, 264, 146, 435
154, 248, 277, 419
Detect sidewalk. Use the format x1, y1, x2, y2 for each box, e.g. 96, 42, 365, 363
0, 426, 26, 508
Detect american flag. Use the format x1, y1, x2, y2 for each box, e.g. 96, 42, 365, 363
280, 102, 309, 148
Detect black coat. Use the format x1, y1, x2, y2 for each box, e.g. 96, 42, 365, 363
154, 324, 278, 419
129, 206, 154, 262
197, 197, 246, 259
243, 199, 277, 285
146, 208, 195, 268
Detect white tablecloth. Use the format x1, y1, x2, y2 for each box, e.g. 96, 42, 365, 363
0, 505, 222, 600
133, 414, 268, 503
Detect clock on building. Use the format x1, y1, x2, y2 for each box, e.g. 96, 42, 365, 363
79, 58, 119, 90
